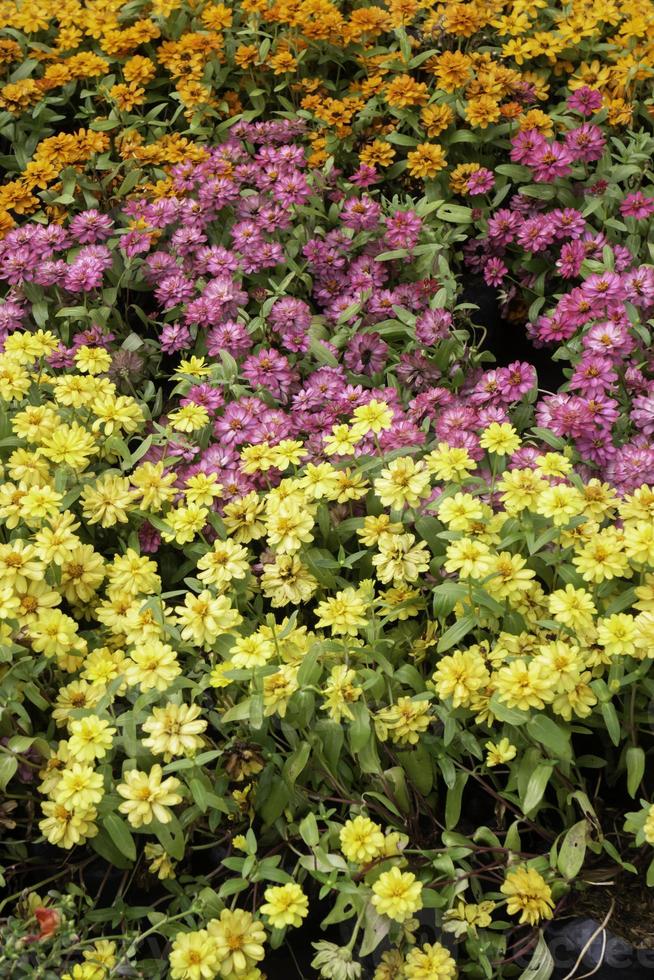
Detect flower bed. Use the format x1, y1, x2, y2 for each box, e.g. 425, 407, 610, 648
1, 4, 654, 980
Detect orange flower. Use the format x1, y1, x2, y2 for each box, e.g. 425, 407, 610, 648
407, 143, 447, 179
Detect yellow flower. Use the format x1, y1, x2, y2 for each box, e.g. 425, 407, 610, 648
324, 423, 357, 456
145, 842, 177, 880
444, 538, 491, 578
371, 866, 423, 923
573, 529, 630, 583
260, 554, 318, 607
162, 504, 209, 545
74, 346, 112, 375
68, 715, 116, 764
81, 474, 135, 526
174, 590, 242, 649
168, 404, 210, 433
536, 484, 584, 525
548, 584, 596, 632
315, 585, 371, 636
644, 804, 654, 845
184, 472, 223, 507
265, 502, 315, 554
230, 633, 274, 668
299, 462, 340, 500
29, 609, 86, 659
352, 399, 394, 434
197, 539, 249, 589
486, 551, 535, 601
497, 468, 548, 513
207, 908, 266, 975
501, 866, 554, 925
263, 665, 299, 718
53, 763, 104, 809
169, 930, 219, 980
142, 703, 207, 761
479, 422, 521, 455
223, 492, 267, 542
485, 737, 517, 767
83, 940, 117, 974
260, 883, 309, 929
375, 697, 431, 745
596, 613, 637, 657
125, 640, 181, 691
39, 800, 98, 849
117, 764, 182, 827
322, 665, 363, 722
131, 461, 177, 511
340, 815, 385, 864
494, 660, 554, 711
373, 532, 430, 584
38, 422, 98, 470
374, 457, 431, 510
425, 442, 476, 481
432, 649, 490, 708
438, 492, 483, 531
404, 942, 457, 979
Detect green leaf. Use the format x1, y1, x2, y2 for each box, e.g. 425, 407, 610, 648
103, 813, 136, 862
437, 614, 476, 653
527, 715, 571, 762
519, 931, 554, 979
601, 702, 621, 746
0, 754, 17, 790
557, 820, 588, 879
190, 778, 209, 813
445, 772, 467, 829
522, 765, 552, 816
298, 812, 320, 847
283, 742, 311, 787
626, 746, 645, 798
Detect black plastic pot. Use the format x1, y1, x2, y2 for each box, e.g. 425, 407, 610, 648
547, 918, 654, 979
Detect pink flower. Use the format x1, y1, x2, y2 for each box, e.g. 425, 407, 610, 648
567, 87, 603, 116
620, 192, 654, 220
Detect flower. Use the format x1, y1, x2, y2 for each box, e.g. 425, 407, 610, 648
501, 866, 554, 925
404, 942, 457, 979
207, 908, 266, 974
315, 587, 369, 635
260, 882, 309, 929
169, 930, 219, 980
479, 423, 521, 456
339, 815, 385, 864
371, 867, 423, 922
68, 716, 116, 764
485, 738, 517, 767
407, 144, 447, 179
142, 703, 207, 760
116, 765, 183, 827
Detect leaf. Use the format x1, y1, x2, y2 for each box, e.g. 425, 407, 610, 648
445, 772, 467, 829
519, 932, 554, 980
437, 614, 476, 653
557, 820, 588, 879
298, 812, 319, 847
522, 765, 552, 816
90, 828, 133, 870
601, 702, 621, 746
626, 746, 645, 798
283, 742, 311, 786
103, 813, 136, 862
0, 754, 17, 790
359, 902, 392, 957
190, 778, 209, 813
527, 715, 571, 762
